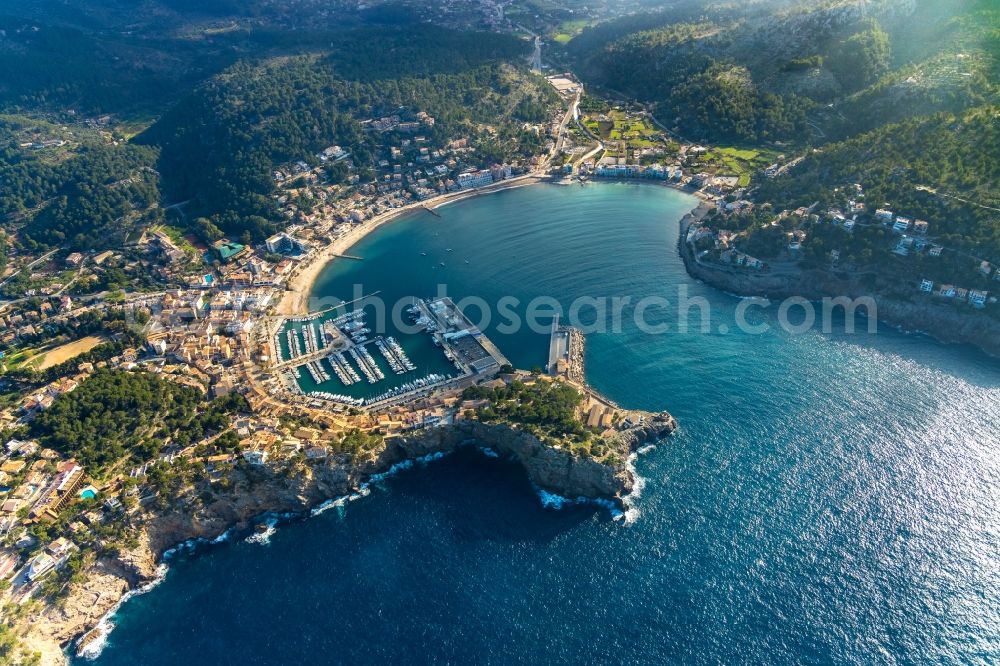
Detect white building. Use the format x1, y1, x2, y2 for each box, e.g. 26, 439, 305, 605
875, 209, 894, 223
456, 170, 494, 190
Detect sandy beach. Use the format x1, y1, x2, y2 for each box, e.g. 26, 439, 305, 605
276, 174, 547, 316
275, 175, 709, 316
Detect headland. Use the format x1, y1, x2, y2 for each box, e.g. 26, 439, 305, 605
20, 180, 683, 665
677, 214, 1000, 357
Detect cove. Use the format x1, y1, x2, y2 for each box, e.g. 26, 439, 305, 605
81, 182, 1000, 665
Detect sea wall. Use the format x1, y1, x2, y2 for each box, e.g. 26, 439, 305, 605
680, 235, 1000, 357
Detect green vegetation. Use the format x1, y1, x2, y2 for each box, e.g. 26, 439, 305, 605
782, 56, 824, 72
0, 15, 183, 114
691, 147, 777, 187
828, 21, 892, 92
139, 26, 552, 240
0, 15, 556, 253
755, 108, 1000, 262
567, 10, 812, 144
0, 123, 160, 250
0, 622, 40, 666
566, 0, 997, 298
463, 380, 592, 448
667, 63, 811, 144
338, 429, 384, 458
28, 369, 248, 473
0, 309, 146, 377
568, 2, 998, 147
551, 19, 591, 44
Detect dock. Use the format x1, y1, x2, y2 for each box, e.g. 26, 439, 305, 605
334, 253, 363, 260
546, 315, 569, 375
420, 297, 510, 372
546, 316, 585, 383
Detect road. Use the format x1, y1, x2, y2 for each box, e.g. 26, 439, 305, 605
0, 248, 59, 290
518, 25, 542, 72
569, 96, 604, 166
539, 90, 582, 171
916, 185, 1000, 214
529, 35, 542, 72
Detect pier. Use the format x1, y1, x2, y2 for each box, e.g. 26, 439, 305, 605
421, 206, 442, 218
274, 295, 513, 410
546, 315, 569, 375
546, 315, 585, 383
334, 254, 364, 260
419, 297, 510, 373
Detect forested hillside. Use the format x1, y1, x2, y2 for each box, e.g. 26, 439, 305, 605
0, 9, 553, 249
563, 0, 998, 145
139, 27, 553, 240
754, 107, 1000, 262
29, 369, 248, 472
0, 119, 161, 250
0, 13, 240, 115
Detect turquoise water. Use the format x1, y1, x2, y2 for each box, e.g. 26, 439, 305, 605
81, 182, 1000, 664
80, 489, 97, 500
277, 315, 455, 402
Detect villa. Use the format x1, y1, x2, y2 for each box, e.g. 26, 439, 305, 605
892, 217, 912, 234
893, 237, 914, 256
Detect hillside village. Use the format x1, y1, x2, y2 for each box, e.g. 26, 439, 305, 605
0, 3, 997, 656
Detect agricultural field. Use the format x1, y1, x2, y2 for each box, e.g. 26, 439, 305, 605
551, 19, 591, 44
1, 335, 105, 373
582, 108, 678, 162
688, 146, 779, 186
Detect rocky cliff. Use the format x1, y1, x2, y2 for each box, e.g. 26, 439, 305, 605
390, 414, 674, 503
681, 237, 1000, 358
23, 413, 676, 664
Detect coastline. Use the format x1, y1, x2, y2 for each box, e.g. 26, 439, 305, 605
676, 213, 1000, 358
27, 412, 676, 665
25, 178, 703, 664
276, 175, 706, 317
276, 174, 548, 317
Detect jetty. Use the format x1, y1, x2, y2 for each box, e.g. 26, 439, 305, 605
546, 315, 585, 383
421, 206, 442, 218
546, 315, 569, 375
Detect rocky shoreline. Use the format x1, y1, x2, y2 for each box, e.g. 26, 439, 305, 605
23, 413, 676, 664
678, 215, 1000, 358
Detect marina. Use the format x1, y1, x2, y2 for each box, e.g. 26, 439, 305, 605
273, 296, 509, 408
73, 182, 1000, 666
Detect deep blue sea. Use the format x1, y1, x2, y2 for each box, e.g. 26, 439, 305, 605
82, 183, 1000, 665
